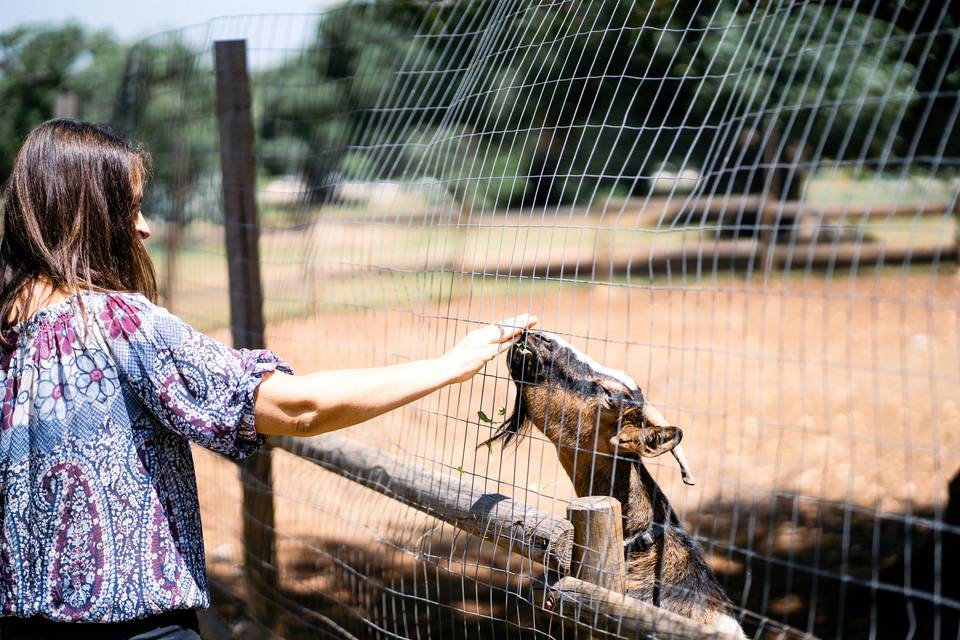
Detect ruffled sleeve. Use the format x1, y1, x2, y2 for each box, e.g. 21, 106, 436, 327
90, 292, 293, 459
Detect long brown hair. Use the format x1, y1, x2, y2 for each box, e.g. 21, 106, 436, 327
0, 119, 157, 339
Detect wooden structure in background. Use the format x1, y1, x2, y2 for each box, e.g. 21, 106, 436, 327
53, 90, 78, 119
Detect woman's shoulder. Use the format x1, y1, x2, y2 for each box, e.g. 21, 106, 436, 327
4, 289, 151, 340
75, 290, 185, 344
77, 289, 174, 319
79, 289, 151, 307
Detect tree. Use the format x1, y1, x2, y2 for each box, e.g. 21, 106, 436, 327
258, 2, 439, 204
112, 34, 217, 224
247, 1, 957, 210
0, 24, 125, 182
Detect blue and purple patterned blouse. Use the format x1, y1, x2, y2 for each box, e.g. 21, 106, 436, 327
0, 290, 291, 622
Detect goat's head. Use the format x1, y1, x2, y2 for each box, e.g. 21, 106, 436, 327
483, 330, 695, 485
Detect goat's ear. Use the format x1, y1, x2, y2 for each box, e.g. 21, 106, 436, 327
611, 425, 682, 458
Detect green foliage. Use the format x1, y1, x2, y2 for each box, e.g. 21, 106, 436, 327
252, 0, 954, 211
257, 3, 441, 203
95, 0, 957, 222
0, 23, 124, 182
700, 5, 919, 161
115, 35, 218, 223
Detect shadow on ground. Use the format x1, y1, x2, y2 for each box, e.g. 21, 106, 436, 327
209, 472, 960, 640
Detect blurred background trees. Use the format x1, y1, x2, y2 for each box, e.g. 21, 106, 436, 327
1, 1, 957, 211
0, 23, 126, 181
251, 0, 957, 209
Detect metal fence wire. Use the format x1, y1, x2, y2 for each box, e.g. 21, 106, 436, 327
110, 1, 959, 638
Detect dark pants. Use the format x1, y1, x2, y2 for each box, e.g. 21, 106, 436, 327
0, 609, 201, 639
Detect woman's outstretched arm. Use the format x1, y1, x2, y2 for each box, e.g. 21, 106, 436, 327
253, 314, 537, 437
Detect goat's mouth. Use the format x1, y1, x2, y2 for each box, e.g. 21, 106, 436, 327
506, 330, 546, 384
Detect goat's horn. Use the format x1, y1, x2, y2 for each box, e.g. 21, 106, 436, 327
671, 444, 696, 486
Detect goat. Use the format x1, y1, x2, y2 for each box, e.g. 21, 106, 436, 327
483, 330, 746, 637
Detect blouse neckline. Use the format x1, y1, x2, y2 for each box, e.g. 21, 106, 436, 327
5, 291, 88, 333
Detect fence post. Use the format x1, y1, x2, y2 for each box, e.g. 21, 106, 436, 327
953, 182, 959, 265
53, 90, 78, 119
759, 118, 785, 272
214, 39, 277, 630
567, 496, 626, 593
162, 152, 188, 311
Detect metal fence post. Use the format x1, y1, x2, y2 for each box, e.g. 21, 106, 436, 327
213, 38, 277, 630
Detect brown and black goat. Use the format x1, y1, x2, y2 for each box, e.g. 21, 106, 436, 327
483, 331, 746, 637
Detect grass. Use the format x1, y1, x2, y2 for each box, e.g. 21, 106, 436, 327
806, 168, 957, 205
153, 174, 957, 332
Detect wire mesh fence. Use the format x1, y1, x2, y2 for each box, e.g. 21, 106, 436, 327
110, 1, 959, 638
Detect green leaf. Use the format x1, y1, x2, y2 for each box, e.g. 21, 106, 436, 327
485, 441, 493, 454
477, 410, 493, 423
497, 407, 506, 416
454, 465, 465, 474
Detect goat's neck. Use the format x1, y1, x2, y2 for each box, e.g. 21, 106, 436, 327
558, 449, 677, 535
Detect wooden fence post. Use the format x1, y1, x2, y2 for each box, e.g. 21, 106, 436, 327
759, 118, 785, 272
567, 496, 626, 594
953, 182, 959, 265
53, 90, 78, 119
214, 39, 277, 630
162, 146, 188, 311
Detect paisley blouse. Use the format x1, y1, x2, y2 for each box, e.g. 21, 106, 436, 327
0, 290, 291, 622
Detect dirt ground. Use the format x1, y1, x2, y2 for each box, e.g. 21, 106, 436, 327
194, 267, 959, 639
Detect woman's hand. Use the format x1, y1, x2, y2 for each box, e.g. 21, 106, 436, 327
440, 314, 538, 383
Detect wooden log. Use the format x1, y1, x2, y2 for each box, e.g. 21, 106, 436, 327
214, 39, 276, 630
566, 497, 625, 593
276, 434, 574, 575
303, 235, 948, 287
543, 576, 742, 640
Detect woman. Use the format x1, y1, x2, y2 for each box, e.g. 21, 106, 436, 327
0, 119, 536, 639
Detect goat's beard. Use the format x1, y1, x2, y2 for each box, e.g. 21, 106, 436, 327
478, 379, 530, 449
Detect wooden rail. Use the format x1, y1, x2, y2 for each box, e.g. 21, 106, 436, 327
302, 239, 950, 284
541, 576, 743, 640
275, 434, 574, 575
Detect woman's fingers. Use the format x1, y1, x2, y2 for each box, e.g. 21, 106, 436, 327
486, 314, 538, 343
495, 338, 519, 356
